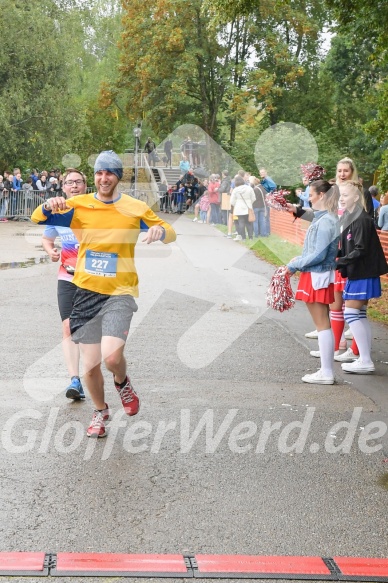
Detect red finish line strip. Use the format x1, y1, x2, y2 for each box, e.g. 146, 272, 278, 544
53, 552, 191, 577
0, 552, 47, 575
194, 554, 332, 576
334, 557, 388, 578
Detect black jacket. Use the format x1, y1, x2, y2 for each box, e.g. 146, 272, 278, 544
252, 184, 267, 210
336, 207, 388, 279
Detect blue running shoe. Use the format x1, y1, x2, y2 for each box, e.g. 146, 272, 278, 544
66, 377, 85, 400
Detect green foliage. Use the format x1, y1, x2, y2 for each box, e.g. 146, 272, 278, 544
0, 0, 128, 176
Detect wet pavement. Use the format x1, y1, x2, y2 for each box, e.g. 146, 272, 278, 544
0, 216, 387, 583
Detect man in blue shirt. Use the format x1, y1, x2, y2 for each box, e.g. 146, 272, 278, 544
259, 168, 276, 235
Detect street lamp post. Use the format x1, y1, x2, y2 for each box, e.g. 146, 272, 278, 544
133, 123, 142, 197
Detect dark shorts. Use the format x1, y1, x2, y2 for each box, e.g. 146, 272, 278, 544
69, 288, 138, 344
57, 279, 78, 321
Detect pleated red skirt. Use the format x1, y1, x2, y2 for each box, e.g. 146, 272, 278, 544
295, 272, 335, 304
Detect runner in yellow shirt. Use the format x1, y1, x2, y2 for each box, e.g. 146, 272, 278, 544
31, 150, 176, 438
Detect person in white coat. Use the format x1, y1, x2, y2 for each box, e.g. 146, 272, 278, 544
230, 175, 256, 240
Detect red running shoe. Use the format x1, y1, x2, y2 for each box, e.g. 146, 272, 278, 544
87, 410, 107, 438
114, 376, 140, 416
101, 403, 110, 421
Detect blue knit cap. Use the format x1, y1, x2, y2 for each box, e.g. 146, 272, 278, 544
94, 150, 123, 180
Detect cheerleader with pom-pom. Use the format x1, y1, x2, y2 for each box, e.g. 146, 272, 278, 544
336, 181, 388, 374
286, 181, 340, 385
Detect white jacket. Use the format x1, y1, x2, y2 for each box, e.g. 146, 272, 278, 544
230, 184, 256, 215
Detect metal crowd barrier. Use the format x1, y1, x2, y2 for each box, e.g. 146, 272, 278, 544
0, 188, 94, 221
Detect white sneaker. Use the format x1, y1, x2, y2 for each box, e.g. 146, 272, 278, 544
310, 350, 339, 358
233, 234, 242, 241
305, 330, 318, 339
344, 329, 353, 340
302, 369, 334, 385
341, 359, 375, 374
198, 220, 204, 223
192, 217, 198, 222
334, 348, 358, 363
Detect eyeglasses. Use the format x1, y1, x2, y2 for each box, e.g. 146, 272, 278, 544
64, 179, 84, 186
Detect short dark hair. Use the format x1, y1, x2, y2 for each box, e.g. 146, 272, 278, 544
369, 185, 378, 197
234, 176, 245, 187
63, 168, 86, 183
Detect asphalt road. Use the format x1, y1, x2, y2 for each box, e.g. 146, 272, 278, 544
0, 216, 387, 583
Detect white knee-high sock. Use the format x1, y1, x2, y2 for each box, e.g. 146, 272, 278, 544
318, 329, 334, 377
344, 307, 372, 364
359, 305, 372, 352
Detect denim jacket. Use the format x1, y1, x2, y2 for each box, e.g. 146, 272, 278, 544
288, 210, 340, 274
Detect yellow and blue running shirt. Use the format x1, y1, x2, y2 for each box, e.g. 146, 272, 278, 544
31, 193, 176, 296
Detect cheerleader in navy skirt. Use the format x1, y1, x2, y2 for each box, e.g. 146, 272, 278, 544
286, 181, 340, 385
336, 181, 388, 374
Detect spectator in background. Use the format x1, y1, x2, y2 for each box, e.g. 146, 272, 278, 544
250, 176, 269, 237
4, 173, 14, 217
183, 169, 198, 210
230, 175, 255, 241
36, 173, 49, 196
181, 136, 193, 165
164, 138, 173, 168
219, 170, 231, 225
192, 179, 209, 222
144, 137, 157, 166
0, 175, 8, 222
11, 170, 23, 216
378, 194, 388, 231
198, 190, 210, 223
298, 176, 311, 209
208, 173, 221, 225
46, 177, 62, 198
369, 185, 380, 227
176, 182, 186, 214
192, 140, 200, 167
30, 169, 39, 189
22, 178, 34, 214
158, 180, 169, 212
259, 168, 276, 236
179, 155, 190, 174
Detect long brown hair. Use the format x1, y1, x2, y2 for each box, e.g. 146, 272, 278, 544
310, 180, 340, 214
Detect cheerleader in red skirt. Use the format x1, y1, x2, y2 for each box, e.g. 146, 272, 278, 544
307, 158, 361, 358
286, 181, 340, 385
336, 181, 388, 373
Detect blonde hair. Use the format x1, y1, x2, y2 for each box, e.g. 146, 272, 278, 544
336, 157, 359, 183
339, 180, 366, 211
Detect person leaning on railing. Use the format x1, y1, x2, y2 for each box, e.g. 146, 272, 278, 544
378, 194, 388, 231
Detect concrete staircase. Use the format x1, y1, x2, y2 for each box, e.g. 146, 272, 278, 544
164, 168, 182, 187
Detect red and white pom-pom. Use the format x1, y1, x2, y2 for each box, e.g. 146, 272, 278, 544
266, 266, 295, 312
300, 162, 326, 182
265, 189, 291, 211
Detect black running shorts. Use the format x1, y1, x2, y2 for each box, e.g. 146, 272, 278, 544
57, 279, 78, 322
69, 288, 138, 344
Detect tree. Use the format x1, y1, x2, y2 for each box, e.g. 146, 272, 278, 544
324, 0, 388, 187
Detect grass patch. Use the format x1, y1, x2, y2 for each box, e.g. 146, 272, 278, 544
377, 472, 388, 490
368, 281, 388, 325
216, 224, 302, 265
249, 235, 302, 265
